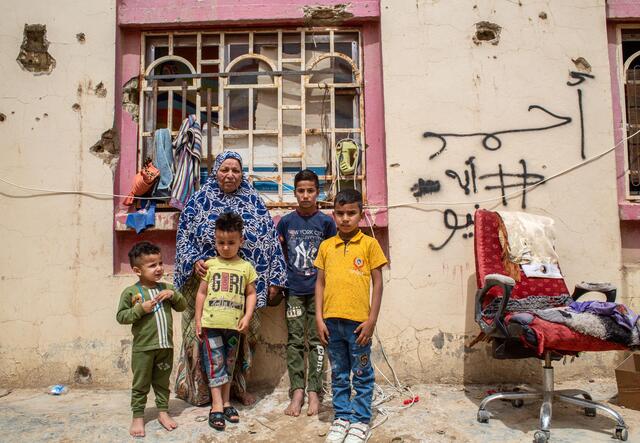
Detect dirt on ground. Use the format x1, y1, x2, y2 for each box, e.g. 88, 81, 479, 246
0, 379, 637, 442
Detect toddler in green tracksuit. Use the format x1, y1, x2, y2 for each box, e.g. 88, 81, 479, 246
117, 241, 187, 437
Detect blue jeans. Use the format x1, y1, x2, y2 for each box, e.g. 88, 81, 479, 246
326, 318, 374, 424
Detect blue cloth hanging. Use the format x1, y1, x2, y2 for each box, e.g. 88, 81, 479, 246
153, 128, 174, 197
126, 200, 156, 234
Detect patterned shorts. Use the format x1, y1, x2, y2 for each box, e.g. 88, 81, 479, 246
200, 328, 240, 388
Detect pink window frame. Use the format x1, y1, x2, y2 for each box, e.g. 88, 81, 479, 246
607, 1, 640, 220
113, 1, 387, 273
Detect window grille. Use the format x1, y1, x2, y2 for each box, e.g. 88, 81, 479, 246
139, 30, 365, 207
622, 29, 640, 199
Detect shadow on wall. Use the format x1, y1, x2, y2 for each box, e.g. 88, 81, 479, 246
462, 273, 543, 386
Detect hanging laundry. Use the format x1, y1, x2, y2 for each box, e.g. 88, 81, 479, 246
152, 128, 174, 198
123, 158, 160, 206
170, 115, 202, 210
126, 200, 157, 234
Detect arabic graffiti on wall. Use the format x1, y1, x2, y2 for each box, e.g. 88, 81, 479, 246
414, 71, 593, 250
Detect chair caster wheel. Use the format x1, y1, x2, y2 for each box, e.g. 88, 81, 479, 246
477, 410, 490, 423
511, 399, 524, 408
533, 430, 549, 443
614, 427, 628, 441
584, 407, 596, 417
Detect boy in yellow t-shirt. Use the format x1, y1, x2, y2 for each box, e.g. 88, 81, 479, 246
315, 189, 388, 443
195, 212, 257, 432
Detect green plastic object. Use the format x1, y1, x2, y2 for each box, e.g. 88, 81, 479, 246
336, 138, 360, 176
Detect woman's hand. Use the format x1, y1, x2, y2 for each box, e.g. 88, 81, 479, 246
194, 260, 208, 279
267, 285, 284, 306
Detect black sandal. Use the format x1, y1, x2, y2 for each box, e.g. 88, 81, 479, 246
223, 406, 240, 423
208, 411, 226, 431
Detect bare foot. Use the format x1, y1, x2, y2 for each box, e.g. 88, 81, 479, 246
236, 390, 256, 406
284, 389, 304, 417
307, 391, 321, 416
129, 417, 145, 437
158, 411, 177, 431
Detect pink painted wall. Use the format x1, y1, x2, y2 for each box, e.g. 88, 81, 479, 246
115, 28, 141, 211
607, 1, 640, 20
114, 0, 386, 273
362, 23, 388, 223
118, 0, 379, 27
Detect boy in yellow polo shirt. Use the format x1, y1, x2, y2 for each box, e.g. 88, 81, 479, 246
315, 189, 387, 443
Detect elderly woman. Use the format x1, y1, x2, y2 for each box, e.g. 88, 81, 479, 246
174, 151, 287, 406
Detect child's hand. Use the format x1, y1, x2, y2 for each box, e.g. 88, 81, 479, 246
156, 289, 174, 302
195, 323, 203, 342
354, 320, 375, 346
317, 319, 330, 346
141, 299, 157, 314
237, 315, 251, 334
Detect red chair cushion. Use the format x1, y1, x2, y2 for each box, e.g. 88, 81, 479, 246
523, 317, 627, 354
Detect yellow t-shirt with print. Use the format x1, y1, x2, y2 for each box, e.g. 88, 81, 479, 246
314, 230, 388, 323
201, 256, 257, 330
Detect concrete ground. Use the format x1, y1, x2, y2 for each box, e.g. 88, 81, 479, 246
0, 379, 637, 442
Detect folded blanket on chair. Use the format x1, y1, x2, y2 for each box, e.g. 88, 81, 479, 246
534, 307, 640, 348
568, 301, 638, 331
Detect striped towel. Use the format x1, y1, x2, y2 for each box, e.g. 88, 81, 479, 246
170, 115, 202, 210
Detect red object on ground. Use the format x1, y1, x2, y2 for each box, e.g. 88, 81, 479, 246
403, 396, 420, 405
486, 389, 497, 395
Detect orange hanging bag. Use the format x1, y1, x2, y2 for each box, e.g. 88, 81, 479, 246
123, 158, 160, 206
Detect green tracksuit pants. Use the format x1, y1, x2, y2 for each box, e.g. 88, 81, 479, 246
286, 294, 325, 393
131, 348, 173, 417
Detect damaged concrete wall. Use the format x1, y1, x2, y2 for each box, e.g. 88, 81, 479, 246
380, 0, 627, 383
0, 1, 120, 387
16, 24, 56, 74
0, 0, 630, 391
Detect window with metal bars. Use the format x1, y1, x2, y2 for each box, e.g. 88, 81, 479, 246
622, 28, 640, 199
139, 29, 365, 207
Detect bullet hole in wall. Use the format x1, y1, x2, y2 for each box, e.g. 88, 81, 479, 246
572, 57, 592, 73
94, 82, 107, 98
89, 128, 120, 172
473, 21, 502, 46
16, 24, 56, 74
122, 76, 140, 122
74, 366, 92, 384
302, 3, 353, 26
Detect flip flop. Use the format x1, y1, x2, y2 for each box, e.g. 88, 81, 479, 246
208, 411, 225, 431
223, 406, 240, 423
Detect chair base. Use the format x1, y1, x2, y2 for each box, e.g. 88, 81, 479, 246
476, 353, 628, 442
